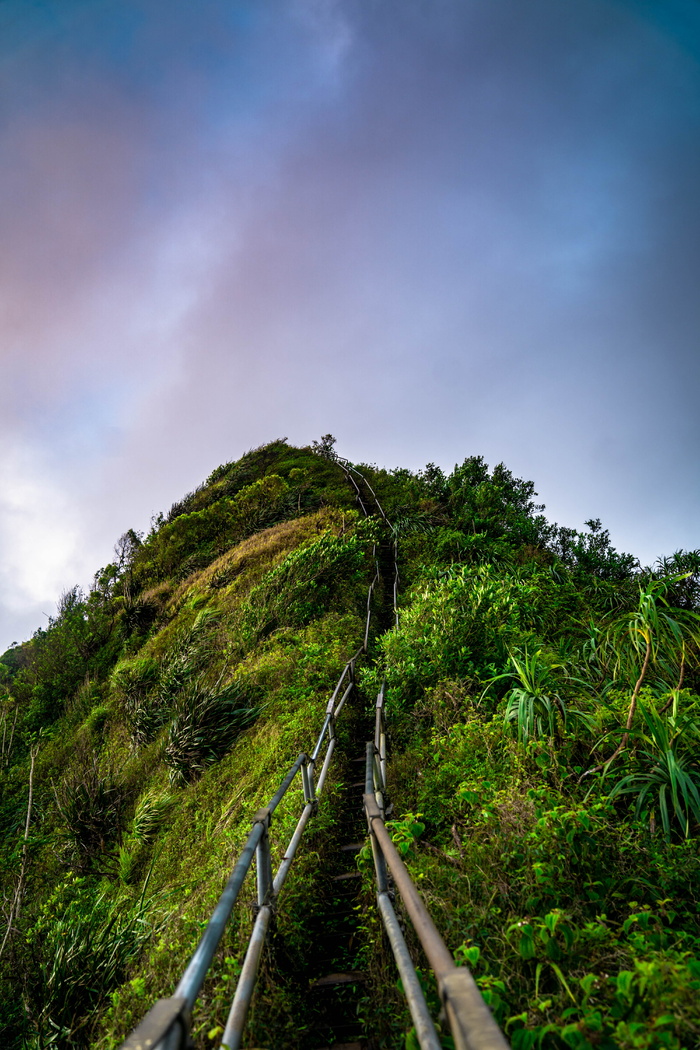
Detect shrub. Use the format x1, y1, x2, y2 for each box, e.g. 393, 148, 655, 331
26, 879, 157, 1048
53, 760, 126, 870
165, 676, 259, 785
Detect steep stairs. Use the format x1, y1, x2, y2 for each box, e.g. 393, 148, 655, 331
301, 744, 373, 1049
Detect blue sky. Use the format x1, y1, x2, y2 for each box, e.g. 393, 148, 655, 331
1, 0, 699, 650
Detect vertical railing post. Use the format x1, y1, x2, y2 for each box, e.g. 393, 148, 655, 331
301, 755, 316, 806
253, 808, 273, 908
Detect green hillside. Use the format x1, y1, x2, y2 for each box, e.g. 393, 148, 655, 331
1, 438, 699, 1050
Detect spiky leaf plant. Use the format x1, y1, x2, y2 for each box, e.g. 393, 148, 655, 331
53, 761, 125, 870
165, 676, 258, 785
608, 702, 700, 839
492, 649, 567, 743
26, 887, 157, 1048
131, 790, 175, 844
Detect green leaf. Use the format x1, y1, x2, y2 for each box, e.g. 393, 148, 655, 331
615, 970, 635, 999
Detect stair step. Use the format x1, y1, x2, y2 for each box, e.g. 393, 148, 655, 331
332, 872, 362, 881
339, 842, 364, 852
313, 1040, 365, 1050
317, 1044, 364, 1050
312, 971, 366, 987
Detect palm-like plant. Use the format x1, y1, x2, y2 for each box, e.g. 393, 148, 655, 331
490, 648, 589, 744
165, 674, 259, 784
608, 702, 700, 839
594, 577, 700, 770
501, 649, 565, 743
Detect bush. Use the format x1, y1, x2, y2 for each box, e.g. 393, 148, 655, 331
165, 676, 259, 784
26, 878, 157, 1048
53, 760, 126, 870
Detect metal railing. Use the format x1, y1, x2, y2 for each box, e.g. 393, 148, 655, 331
335, 455, 400, 631
120, 457, 508, 1050
364, 684, 510, 1050
119, 467, 389, 1050
120, 649, 362, 1050
347, 463, 508, 1047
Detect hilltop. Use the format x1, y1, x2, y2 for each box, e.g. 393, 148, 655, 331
1, 438, 699, 1049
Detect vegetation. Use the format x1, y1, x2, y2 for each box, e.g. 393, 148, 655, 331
1, 438, 699, 1049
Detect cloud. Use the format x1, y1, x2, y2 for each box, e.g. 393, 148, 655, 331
1, 0, 699, 649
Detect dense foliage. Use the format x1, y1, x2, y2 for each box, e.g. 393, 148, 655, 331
1, 438, 699, 1049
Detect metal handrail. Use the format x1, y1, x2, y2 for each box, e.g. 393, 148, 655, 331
120, 459, 399, 1050
338, 463, 508, 1049
216, 464, 390, 1046
364, 690, 510, 1050
119, 642, 363, 1050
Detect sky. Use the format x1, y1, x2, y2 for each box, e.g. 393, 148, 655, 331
1, 0, 699, 652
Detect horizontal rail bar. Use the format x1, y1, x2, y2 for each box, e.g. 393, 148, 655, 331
168, 754, 307, 1010
315, 736, 336, 797
365, 741, 375, 795
220, 796, 317, 1049
328, 663, 351, 707
364, 793, 509, 1050
364, 794, 454, 977
267, 753, 307, 815
376, 892, 442, 1050
333, 680, 354, 720
221, 903, 273, 1050
311, 713, 333, 762
273, 803, 315, 894
173, 820, 265, 1009
345, 462, 391, 526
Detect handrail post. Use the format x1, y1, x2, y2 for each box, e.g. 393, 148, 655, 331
253, 808, 273, 908
301, 755, 316, 807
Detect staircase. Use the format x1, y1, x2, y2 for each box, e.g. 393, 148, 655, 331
302, 733, 373, 1047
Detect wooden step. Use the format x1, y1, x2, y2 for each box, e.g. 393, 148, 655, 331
316, 1044, 364, 1050
314, 1042, 364, 1050
312, 971, 366, 987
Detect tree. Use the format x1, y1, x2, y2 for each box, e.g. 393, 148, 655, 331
311, 434, 337, 459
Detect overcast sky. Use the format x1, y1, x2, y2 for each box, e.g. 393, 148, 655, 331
1, 0, 699, 651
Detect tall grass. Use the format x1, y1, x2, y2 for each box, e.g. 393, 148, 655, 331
165, 675, 259, 785
608, 702, 700, 839
27, 888, 158, 1048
